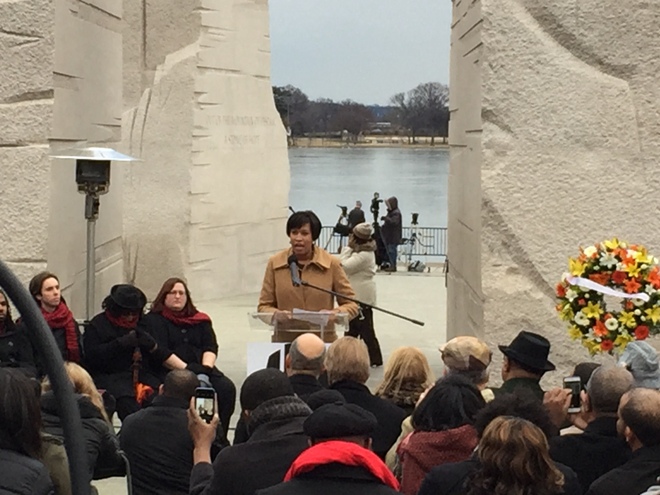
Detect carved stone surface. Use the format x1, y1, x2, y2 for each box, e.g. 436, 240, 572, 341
448, 0, 660, 379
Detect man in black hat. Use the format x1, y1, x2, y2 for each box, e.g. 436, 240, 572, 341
490, 330, 556, 401
83, 284, 171, 420
256, 402, 400, 495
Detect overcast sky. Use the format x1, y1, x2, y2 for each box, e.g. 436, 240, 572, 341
269, 0, 451, 106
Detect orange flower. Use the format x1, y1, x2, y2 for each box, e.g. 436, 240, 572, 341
611, 271, 628, 285
589, 273, 611, 285
600, 340, 614, 352
624, 278, 642, 294
556, 283, 566, 298
593, 320, 609, 337
625, 300, 635, 310
578, 299, 586, 306
635, 325, 650, 340
648, 267, 660, 289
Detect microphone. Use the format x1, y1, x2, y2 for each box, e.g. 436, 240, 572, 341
288, 254, 302, 287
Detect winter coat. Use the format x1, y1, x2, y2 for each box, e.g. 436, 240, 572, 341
0, 325, 38, 377
0, 449, 54, 495
258, 247, 359, 342
83, 313, 166, 398
41, 391, 124, 482
337, 248, 377, 305
397, 424, 479, 495
347, 207, 366, 230
550, 416, 631, 493
587, 444, 660, 495
330, 380, 407, 459
380, 196, 402, 245
490, 377, 545, 401
189, 396, 312, 495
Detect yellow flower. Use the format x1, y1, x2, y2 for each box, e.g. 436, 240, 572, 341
619, 311, 637, 328
560, 305, 575, 322
583, 338, 600, 355
614, 332, 634, 350
645, 306, 660, 324
583, 301, 603, 319
625, 263, 642, 277
604, 238, 620, 251
569, 257, 586, 277
568, 326, 583, 340
633, 247, 652, 265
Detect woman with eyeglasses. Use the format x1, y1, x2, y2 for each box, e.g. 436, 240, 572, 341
141, 278, 236, 436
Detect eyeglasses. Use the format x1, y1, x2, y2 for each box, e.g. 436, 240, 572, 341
168, 290, 186, 296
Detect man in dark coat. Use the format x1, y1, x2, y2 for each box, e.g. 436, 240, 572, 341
256, 402, 400, 495
189, 368, 312, 495
418, 390, 581, 495
326, 337, 406, 459
0, 289, 37, 377
380, 196, 402, 271
490, 330, 556, 401
550, 365, 633, 493
587, 388, 660, 495
347, 201, 366, 232
120, 370, 226, 495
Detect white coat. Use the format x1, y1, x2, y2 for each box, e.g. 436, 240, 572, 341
337, 248, 377, 306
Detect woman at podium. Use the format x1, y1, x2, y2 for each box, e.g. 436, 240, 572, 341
258, 210, 359, 343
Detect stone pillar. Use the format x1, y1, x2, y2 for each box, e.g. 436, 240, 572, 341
447, 0, 660, 374
122, 0, 289, 301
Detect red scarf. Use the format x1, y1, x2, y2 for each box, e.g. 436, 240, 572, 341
284, 440, 399, 490
41, 302, 80, 363
160, 307, 211, 327
105, 310, 139, 329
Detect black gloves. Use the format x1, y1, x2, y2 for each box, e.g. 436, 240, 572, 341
117, 331, 139, 348
137, 330, 157, 352
186, 363, 207, 375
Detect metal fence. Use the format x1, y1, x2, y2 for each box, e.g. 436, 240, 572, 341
318, 226, 447, 259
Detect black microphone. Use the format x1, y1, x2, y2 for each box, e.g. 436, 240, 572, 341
288, 254, 302, 287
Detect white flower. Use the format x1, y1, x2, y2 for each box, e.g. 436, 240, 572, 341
627, 249, 637, 259
617, 262, 626, 271
641, 264, 649, 270
645, 285, 656, 295
574, 311, 590, 326
633, 298, 646, 307
585, 294, 590, 299
605, 318, 619, 331
641, 316, 647, 322
561, 272, 571, 282
584, 246, 598, 258
565, 289, 579, 302
634, 309, 642, 315
600, 253, 618, 269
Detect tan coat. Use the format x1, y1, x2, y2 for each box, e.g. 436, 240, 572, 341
258, 247, 359, 342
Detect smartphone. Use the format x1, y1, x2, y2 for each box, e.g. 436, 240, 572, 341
563, 376, 582, 414
194, 387, 216, 424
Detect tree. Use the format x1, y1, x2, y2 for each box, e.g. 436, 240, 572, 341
390, 82, 449, 144
328, 100, 374, 139
271, 85, 310, 135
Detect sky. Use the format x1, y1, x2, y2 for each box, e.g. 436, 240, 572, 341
269, 0, 451, 106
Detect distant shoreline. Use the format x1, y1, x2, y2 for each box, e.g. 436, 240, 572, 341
289, 137, 449, 149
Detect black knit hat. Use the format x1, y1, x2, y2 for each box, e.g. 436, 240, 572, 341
306, 389, 345, 411
240, 368, 295, 412
303, 402, 377, 440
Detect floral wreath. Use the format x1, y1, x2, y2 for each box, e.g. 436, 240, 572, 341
556, 238, 660, 355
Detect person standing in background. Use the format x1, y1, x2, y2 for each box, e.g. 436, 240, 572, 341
380, 197, 402, 272
347, 201, 366, 232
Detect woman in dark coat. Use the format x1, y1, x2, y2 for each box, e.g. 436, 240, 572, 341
0, 289, 38, 377
141, 277, 236, 435
83, 284, 168, 421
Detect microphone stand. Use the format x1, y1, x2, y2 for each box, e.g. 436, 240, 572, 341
299, 279, 425, 327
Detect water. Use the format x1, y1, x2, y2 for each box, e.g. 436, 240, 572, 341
288, 147, 449, 227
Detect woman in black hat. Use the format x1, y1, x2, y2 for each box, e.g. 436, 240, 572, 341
83, 284, 169, 421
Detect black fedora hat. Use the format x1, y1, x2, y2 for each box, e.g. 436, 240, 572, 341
109, 284, 147, 311
499, 331, 555, 372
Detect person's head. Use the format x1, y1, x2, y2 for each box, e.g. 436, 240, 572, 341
440, 336, 492, 388
102, 284, 147, 325
474, 389, 556, 440
618, 341, 660, 389
472, 416, 564, 495
572, 362, 601, 390
375, 346, 433, 398
286, 210, 322, 261
160, 369, 200, 402
151, 278, 197, 316
286, 333, 326, 378
0, 289, 15, 331
355, 201, 362, 209
499, 331, 555, 381
583, 365, 634, 417
412, 374, 486, 432
306, 389, 345, 411
240, 368, 295, 415
325, 336, 370, 386
303, 402, 377, 449
0, 368, 43, 458
29, 271, 61, 311
617, 388, 660, 452
349, 222, 376, 251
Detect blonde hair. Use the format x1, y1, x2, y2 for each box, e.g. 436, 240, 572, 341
375, 346, 434, 397
42, 362, 111, 424
325, 337, 370, 385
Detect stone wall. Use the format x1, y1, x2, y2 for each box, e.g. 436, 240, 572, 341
447, 0, 660, 378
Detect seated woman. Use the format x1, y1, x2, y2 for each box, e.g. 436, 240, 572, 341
141, 278, 236, 436
41, 362, 124, 484
258, 210, 359, 343
0, 368, 54, 495
396, 375, 486, 495
0, 289, 38, 377
83, 284, 168, 421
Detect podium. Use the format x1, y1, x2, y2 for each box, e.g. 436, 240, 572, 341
246, 311, 349, 375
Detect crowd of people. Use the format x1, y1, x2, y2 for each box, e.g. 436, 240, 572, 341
1, 207, 659, 495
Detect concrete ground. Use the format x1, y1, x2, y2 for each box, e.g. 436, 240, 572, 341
95, 268, 447, 493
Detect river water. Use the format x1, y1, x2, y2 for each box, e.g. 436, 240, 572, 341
288, 147, 449, 227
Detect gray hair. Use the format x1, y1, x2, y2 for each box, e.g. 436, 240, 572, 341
289, 339, 326, 376
586, 365, 634, 414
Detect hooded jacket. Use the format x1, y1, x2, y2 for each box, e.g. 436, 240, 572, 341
381, 197, 402, 245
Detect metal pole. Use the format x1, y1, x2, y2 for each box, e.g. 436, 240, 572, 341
84, 193, 98, 321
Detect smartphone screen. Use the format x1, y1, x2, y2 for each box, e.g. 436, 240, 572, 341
195, 387, 215, 424
563, 377, 581, 412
